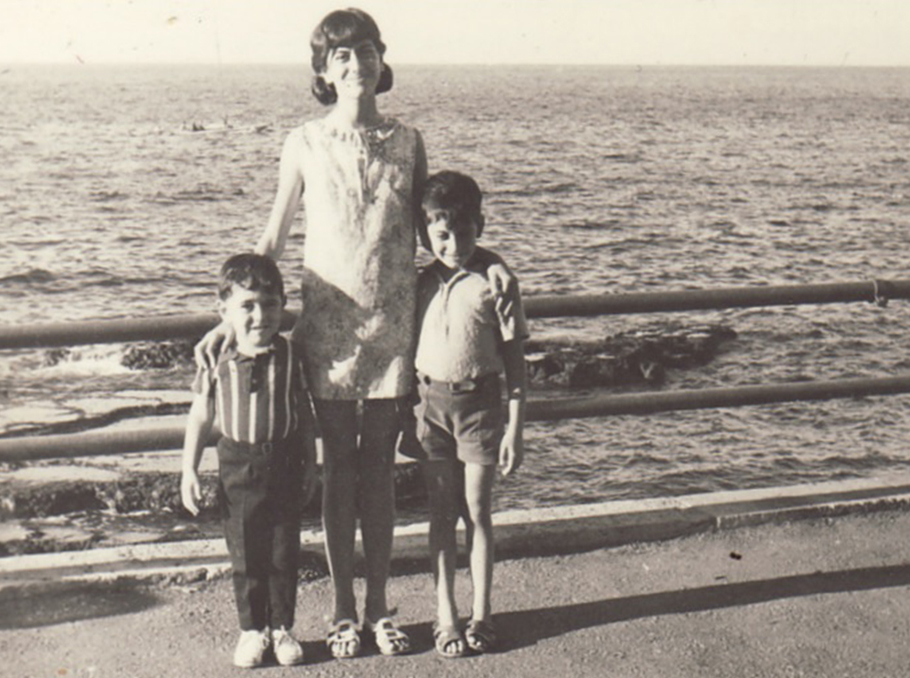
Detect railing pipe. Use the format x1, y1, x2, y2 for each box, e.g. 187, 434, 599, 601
525, 374, 910, 421
2, 375, 909, 463
1, 280, 908, 350
0, 312, 297, 350
523, 280, 910, 319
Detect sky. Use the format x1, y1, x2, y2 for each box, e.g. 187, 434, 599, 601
1, 0, 909, 67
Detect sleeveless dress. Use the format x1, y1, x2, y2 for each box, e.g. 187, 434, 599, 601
289, 117, 419, 400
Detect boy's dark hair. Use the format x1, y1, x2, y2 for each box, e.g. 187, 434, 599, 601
310, 8, 394, 105
418, 170, 485, 250
217, 253, 285, 301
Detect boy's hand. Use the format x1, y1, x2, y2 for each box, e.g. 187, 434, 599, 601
194, 321, 235, 370
181, 470, 203, 516
499, 430, 524, 476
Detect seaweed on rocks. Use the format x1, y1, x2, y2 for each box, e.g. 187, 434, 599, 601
121, 341, 196, 370
525, 323, 737, 389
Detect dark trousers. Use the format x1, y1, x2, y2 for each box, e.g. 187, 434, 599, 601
217, 435, 303, 631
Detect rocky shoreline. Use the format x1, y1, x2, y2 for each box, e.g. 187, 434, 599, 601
0, 464, 426, 558
1, 322, 737, 558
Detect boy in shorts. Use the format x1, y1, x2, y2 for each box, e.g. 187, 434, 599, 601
413, 171, 528, 657
181, 253, 317, 668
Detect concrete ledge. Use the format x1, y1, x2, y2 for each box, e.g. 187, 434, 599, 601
3, 474, 910, 588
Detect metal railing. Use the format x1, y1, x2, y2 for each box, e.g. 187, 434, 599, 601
2, 279, 909, 463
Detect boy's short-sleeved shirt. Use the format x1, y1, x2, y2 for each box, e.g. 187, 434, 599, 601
414, 259, 529, 383
193, 334, 308, 444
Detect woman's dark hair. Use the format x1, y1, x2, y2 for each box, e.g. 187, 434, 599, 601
310, 8, 393, 105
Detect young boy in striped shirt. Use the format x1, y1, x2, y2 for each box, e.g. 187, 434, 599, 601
181, 253, 317, 668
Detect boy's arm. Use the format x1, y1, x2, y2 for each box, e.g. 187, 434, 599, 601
181, 391, 215, 516
499, 337, 527, 476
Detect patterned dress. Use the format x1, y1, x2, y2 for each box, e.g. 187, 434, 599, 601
289, 117, 420, 400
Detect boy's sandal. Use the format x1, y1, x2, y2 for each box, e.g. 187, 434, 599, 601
326, 619, 361, 659
363, 616, 411, 656
433, 622, 466, 659
465, 619, 498, 654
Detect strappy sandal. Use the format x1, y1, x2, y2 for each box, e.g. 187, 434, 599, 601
433, 622, 466, 659
326, 619, 361, 659
464, 619, 497, 653
363, 616, 411, 656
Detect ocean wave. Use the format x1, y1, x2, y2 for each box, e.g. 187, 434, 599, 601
0, 269, 56, 286
89, 190, 128, 202
494, 182, 579, 198
560, 219, 622, 231
40, 345, 133, 375
602, 153, 643, 163
42, 341, 195, 372
148, 185, 245, 204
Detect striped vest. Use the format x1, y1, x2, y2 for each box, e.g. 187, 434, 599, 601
194, 335, 308, 444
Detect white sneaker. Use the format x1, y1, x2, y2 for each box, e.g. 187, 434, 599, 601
271, 626, 305, 666
233, 629, 270, 668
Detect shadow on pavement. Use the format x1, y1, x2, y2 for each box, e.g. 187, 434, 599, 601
496, 563, 910, 650
0, 581, 162, 630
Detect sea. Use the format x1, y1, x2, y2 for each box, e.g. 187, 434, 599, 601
2, 63, 910, 514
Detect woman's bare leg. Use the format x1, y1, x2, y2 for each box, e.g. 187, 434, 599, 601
314, 399, 358, 625
359, 399, 399, 623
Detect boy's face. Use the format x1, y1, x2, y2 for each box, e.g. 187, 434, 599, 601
423, 200, 483, 271
218, 284, 285, 353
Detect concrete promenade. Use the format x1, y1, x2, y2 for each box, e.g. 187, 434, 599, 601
4, 476, 910, 677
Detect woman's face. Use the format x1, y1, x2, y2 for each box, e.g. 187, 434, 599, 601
322, 38, 382, 100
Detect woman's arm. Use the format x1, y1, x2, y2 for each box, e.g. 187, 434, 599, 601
196, 131, 304, 368
256, 130, 306, 260
411, 130, 428, 247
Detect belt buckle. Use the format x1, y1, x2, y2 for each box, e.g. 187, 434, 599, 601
261, 441, 273, 455
450, 378, 477, 394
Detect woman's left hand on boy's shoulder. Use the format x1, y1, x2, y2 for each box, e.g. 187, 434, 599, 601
483, 258, 519, 319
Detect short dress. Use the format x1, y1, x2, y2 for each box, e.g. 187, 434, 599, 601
289, 117, 420, 400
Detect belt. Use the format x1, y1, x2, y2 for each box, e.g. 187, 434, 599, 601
418, 372, 498, 394
220, 434, 296, 456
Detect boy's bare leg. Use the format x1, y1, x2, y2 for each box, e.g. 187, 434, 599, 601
359, 399, 398, 623
463, 462, 496, 622
314, 400, 359, 625
425, 459, 462, 629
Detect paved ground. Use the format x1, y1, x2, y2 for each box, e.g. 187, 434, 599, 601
4, 508, 910, 678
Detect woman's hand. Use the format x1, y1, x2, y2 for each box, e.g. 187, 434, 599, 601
487, 261, 518, 318
194, 320, 235, 370
473, 246, 518, 317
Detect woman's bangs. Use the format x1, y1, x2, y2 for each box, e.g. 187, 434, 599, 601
322, 13, 376, 51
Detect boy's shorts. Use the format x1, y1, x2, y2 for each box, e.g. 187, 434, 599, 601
415, 372, 503, 466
